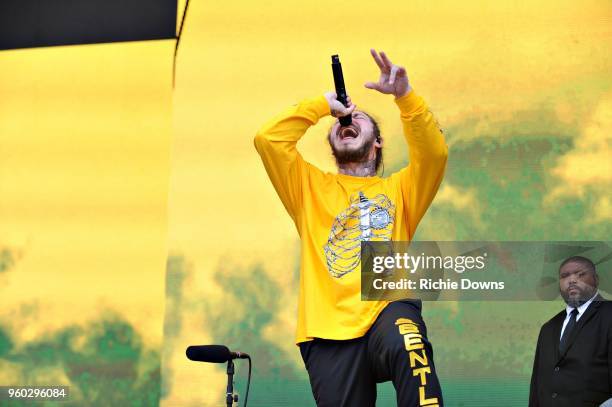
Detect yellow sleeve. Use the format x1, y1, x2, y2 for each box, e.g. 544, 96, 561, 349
392, 90, 448, 238
254, 95, 330, 224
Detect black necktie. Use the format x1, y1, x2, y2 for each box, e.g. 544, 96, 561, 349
559, 308, 578, 353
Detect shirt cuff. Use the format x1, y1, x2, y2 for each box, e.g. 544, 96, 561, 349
311, 95, 331, 119
394, 89, 424, 115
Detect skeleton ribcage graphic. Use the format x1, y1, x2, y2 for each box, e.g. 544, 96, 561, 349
324, 192, 395, 278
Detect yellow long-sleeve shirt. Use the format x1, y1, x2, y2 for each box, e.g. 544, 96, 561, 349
254, 90, 448, 344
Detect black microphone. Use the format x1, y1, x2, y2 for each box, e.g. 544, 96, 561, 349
186, 345, 250, 363
331, 54, 352, 126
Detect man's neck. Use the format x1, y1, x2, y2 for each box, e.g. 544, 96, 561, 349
338, 160, 377, 177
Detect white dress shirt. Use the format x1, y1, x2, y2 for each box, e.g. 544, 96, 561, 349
559, 291, 599, 339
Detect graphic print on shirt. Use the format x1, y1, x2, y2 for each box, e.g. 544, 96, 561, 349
324, 191, 395, 278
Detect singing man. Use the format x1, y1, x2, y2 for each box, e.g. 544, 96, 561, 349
254, 49, 448, 406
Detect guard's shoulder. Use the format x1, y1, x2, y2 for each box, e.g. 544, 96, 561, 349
541, 310, 565, 330
598, 299, 612, 314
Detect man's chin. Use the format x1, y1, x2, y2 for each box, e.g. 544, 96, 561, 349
332, 149, 369, 164
563, 291, 591, 307
335, 143, 361, 153
330, 135, 374, 165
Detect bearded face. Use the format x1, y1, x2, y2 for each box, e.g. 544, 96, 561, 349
559, 261, 599, 307
328, 111, 378, 165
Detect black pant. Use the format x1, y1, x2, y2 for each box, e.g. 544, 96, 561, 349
299, 300, 443, 407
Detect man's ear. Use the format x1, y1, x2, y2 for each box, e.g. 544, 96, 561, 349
374, 136, 383, 148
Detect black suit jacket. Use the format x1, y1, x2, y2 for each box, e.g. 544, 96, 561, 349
529, 296, 612, 407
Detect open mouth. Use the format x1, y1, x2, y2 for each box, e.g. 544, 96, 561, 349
337, 123, 361, 140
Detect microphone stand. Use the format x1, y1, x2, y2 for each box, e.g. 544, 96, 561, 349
226, 360, 238, 407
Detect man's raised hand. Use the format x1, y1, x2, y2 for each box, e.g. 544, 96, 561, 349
364, 49, 411, 99
324, 92, 356, 118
